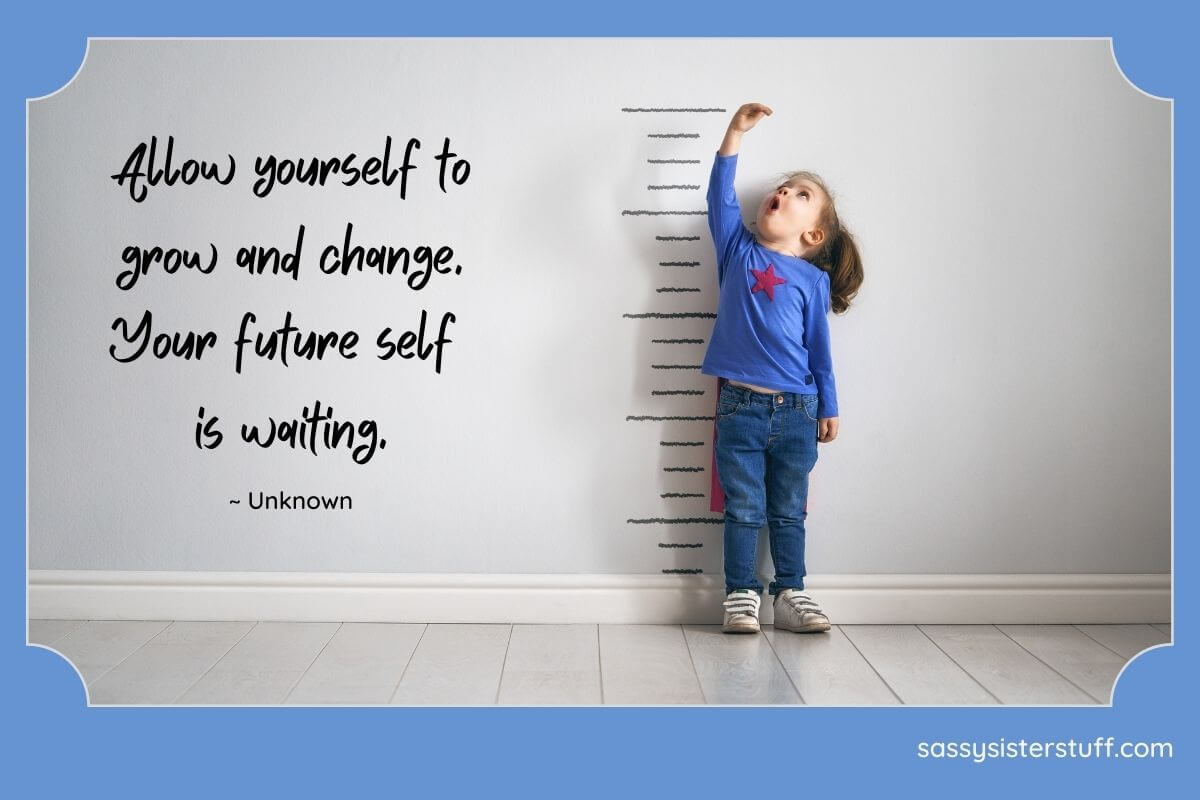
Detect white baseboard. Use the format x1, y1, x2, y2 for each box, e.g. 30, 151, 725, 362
28, 570, 1170, 624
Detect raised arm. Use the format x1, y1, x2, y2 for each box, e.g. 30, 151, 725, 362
707, 103, 774, 282
706, 153, 744, 284
719, 102, 772, 155
718, 127, 743, 156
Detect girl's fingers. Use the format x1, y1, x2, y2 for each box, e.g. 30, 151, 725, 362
740, 103, 772, 116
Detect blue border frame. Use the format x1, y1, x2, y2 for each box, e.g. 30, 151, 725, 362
4, 0, 1193, 795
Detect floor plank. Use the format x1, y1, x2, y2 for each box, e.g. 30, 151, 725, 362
839, 625, 998, 705
1150, 623, 1172, 636
764, 625, 901, 705
89, 621, 255, 705
37, 617, 1151, 707
49, 620, 173, 685
286, 623, 425, 705
389, 624, 511, 706
920, 625, 1097, 704
498, 624, 601, 705
599, 625, 705, 705
997, 625, 1128, 704
175, 622, 340, 705
1072, 624, 1171, 659
682, 625, 801, 704
28, 619, 88, 646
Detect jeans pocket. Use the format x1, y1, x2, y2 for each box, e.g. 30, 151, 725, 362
716, 387, 744, 420
800, 394, 820, 422
716, 399, 743, 419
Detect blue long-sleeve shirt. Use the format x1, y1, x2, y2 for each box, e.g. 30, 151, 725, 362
700, 151, 839, 418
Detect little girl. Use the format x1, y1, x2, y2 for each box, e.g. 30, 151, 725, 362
701, 102, 863, 634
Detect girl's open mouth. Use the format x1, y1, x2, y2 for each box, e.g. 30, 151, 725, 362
770, 197, 780, 211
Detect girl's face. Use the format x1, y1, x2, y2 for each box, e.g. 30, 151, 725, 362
755, 177, 826, 257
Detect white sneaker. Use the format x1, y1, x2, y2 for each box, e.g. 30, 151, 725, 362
722, 589, 761, 634
772, 588, 831, 633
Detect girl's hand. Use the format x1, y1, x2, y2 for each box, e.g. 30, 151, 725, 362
729, 102, 773, 133
818, 417, 839, 443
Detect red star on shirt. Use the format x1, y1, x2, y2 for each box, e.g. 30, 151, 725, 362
749, 263, 787, 301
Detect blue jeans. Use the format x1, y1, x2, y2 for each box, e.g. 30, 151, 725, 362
714, 382, 820, 596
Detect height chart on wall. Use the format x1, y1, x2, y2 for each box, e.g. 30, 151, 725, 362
619, 106, 726, 575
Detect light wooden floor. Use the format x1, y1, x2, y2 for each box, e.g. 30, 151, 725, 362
28, 620, 1171, 706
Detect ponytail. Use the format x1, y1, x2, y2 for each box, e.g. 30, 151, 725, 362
811, 221, 863, 314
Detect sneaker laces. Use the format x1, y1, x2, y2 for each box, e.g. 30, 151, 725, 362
723, 591, 761, 619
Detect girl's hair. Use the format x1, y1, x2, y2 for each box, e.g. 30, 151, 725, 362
774, 170, 863, 314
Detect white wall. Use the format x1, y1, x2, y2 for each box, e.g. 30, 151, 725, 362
29, 38, 1170, 578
